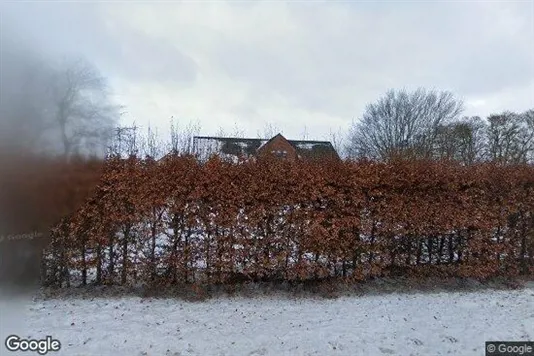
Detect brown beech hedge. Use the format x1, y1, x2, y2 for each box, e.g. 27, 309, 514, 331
41, 155, 534, 287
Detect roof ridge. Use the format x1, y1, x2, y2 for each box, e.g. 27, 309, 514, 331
193, 136, 333, 144
193, 136, 266, 141
288, 140, 332, 144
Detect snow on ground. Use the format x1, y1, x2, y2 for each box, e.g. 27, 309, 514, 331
1, 288, 533, 356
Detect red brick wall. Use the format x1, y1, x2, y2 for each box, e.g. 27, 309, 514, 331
258, 135, 297, 161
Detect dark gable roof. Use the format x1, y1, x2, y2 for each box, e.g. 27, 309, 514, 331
193, 136, 267, 156
288, 139, 339, 160
193, 134, 339, 159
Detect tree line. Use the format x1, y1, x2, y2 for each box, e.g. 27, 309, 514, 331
2, 44, 531, 166
346, 88, 534, 164
106, 87, 532, 166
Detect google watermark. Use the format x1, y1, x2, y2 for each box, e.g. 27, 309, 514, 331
4, 335, 61, 355
0, 232, 44, 243
486, 341, 534, 356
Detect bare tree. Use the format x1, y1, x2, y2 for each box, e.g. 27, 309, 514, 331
258, 122, 282, 138
50, 58, 120, 157
434, 116, 487, 164
325, 127, 347, 159
486, 110, 534, 164
301, 125, 309, 140
140, 126, 163, 159
524, 109, 534, 163
0, 41, 120, 159
108, 125, 139, 158
230, 122, 245, 138
346, 88, 464, 161
168, 117, 201, 155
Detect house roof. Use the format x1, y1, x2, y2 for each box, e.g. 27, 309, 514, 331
192, 134, 339, 160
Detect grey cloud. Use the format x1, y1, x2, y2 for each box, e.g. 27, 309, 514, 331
98, 29, 198, 87
449, 42, 533, 95
2, 0, 532, 139
0, 2, 105, 64
0, 2, 197, 86
213, 1, 533, 118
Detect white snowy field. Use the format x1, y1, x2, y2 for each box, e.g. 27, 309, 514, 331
1, 288, 533, 356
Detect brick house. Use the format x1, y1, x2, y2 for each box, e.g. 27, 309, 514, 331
192, 133, 339, 162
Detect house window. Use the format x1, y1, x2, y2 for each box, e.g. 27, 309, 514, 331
270, 150, 288, 157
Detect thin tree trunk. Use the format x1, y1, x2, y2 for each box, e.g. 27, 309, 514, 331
448, 233, 455, 264
121, 225, 130, 285
80, 235, 87, 286
108, 230, 115, 283
95, 243, 102, 285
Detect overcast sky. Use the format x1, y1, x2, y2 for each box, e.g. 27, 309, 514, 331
1, 1, 533, 141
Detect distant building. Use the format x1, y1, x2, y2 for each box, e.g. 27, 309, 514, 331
192, 133, 339, 162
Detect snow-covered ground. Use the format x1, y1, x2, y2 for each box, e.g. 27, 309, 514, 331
1, 288, 533, 356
